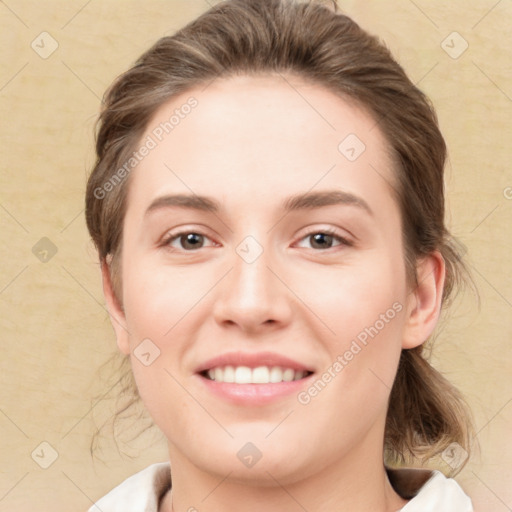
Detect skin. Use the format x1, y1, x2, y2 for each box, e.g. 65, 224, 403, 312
102, 74, 445, 512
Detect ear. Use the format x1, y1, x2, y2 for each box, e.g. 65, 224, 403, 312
402, 251, 446, 349
101, 260, 131, 355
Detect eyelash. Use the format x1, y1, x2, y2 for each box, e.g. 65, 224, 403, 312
160, 228, 353, 252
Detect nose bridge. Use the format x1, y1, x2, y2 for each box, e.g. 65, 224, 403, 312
230, 235, 275, 307
212, 234, 292, 329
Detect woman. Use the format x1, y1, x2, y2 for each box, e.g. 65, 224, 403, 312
85, 0, 475, 510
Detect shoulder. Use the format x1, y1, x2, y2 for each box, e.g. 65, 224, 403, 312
387, 467, 473, 511
88, 462, 171, 512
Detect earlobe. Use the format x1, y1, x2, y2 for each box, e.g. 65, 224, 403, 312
101, 260, 131, 355
402, 251, 446, 349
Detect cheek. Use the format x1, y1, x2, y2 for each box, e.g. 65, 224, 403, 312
121, 261, 195, 340
299, 246, 408, 397
294, 248, 407, 343
119, 260, 210, 401
297, 287, 406, 450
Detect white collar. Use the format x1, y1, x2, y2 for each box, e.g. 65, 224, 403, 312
89, 462, 473, 512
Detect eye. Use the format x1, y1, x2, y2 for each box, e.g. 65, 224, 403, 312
295, 229, 352, 250
161, 228, 351, 252
162, 231, 216, 251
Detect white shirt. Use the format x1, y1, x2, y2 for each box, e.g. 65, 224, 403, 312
88, 462, 473, 512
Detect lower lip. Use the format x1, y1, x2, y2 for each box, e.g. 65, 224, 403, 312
197, 374, 314, 406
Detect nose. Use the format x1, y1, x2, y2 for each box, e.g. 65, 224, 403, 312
212, 242, 294, 335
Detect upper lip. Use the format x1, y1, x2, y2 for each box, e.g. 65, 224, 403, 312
195, 351, 315, 374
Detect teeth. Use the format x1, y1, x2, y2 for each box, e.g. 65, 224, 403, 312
269, 366, 283, 383
205, 365, 308, 384
252, 366, 270, 383
224, 366, 235, 383
235, 366, 252, 384
283, 368, 295, 382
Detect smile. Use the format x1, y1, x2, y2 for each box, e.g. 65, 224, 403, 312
202, 365, 313, 384
195, 351, 316, 404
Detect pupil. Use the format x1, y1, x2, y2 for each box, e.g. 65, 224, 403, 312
312, 233, 332, 249
183, 233, 202, 249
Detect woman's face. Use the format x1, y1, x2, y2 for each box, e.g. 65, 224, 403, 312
107, 74, 424, 483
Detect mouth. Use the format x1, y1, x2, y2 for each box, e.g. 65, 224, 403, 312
199, 365, 314, 384
194, 352, 316, 405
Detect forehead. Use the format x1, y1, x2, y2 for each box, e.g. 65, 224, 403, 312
126, 73, 397, 214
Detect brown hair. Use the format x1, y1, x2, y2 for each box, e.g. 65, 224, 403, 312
86, 0, 475, 471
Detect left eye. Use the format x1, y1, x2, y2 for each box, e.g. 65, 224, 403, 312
296, 231, 349, 250
164, 232, 215, 251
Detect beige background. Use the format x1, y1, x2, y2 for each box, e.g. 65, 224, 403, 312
0, 1, 511, 511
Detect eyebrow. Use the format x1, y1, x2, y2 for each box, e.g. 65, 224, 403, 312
144, 190, 373, 217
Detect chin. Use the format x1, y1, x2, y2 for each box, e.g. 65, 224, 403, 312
191, 431, 314, 485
